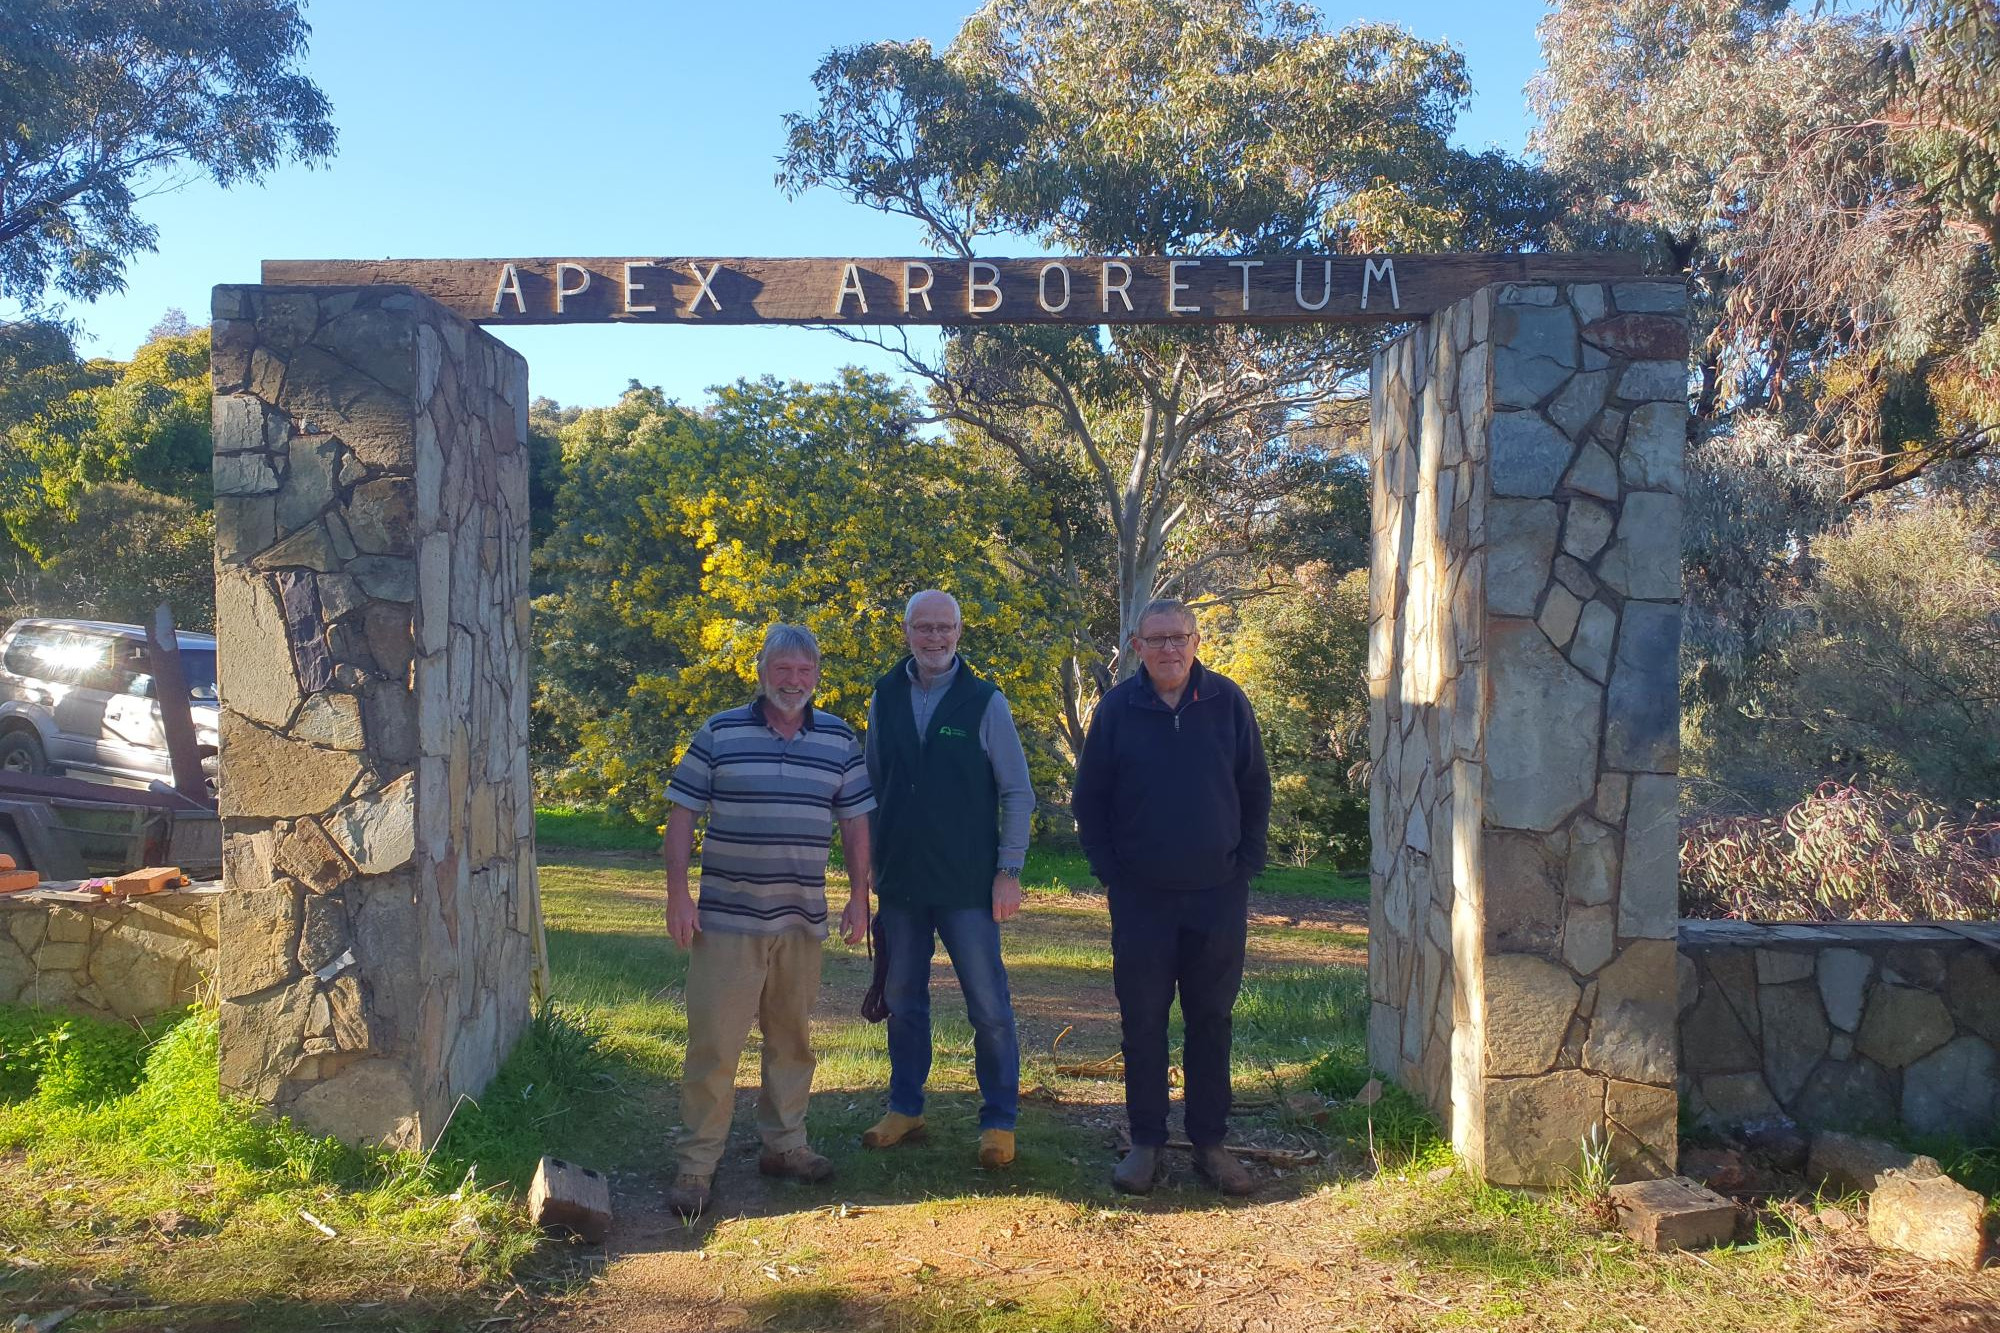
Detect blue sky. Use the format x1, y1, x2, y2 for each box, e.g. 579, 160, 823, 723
59, 0, 1553, 411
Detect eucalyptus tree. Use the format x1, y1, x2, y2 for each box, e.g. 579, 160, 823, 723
781, 0, 1563, 727
0, 0, 337, 309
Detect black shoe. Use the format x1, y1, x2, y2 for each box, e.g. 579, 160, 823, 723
1192, 1144, 1253, 1196
1112, 1145, 1163, 1195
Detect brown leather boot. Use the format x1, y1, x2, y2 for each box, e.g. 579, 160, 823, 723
1192, 1144, 1253, 1196
758, 1145, 835, 1182
1111, 1145, 1162, 1195
666, 1172, 712, 1219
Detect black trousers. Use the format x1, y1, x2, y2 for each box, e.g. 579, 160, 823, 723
1107, 882, 1249, 1148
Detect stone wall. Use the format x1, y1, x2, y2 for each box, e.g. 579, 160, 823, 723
1369, 279, 1689, 1186
1680, 920, 2000, 1138
210, 283, 543, 1148
0, 889, 218, 1021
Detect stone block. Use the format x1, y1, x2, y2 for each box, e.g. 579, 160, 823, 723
1808, 1130, 1942, 1195
1490, 411, 1576, 497
1495, 348, 1574, 407
1482, 1070, 1603, 1186
1616, 360, 1687, 403
345, 478, 417, 556
1485, 621, 1601, 832
296, 893, 352, 974
528, 1156, 613, 1243
220, 883, 301, 997
216, 570, 304, 729
1681, 988, 1761, 1074
1613, 282, 1688, 314
218, 975, 316, 1100
1597, 493, 1682, 601
292, 692, 366, 750
273, 818, 352, 892
1485, 831, 1565, 957
1566, 817, 1620, 907
1796, 1058, 1897, 1130
1487, 499, 1561, 616
278, 433, 341, 533
1484, 953, 1582, 1076
1604, 601, 1681, 773
1756, 949, 1815, 985
326, 772, 418, 875
1568, 600, 1616, 682
1547, 369, 1612, 438
1582, 314, 1689, 362
1584, 940, 1678, 1084
1561, 498, 1614, 560
350, 555, 417, 603
1809, 950, 1873, 1035
1610, 1177, 1737, 1251
1605, 1079, 1679, 1176
1563, 903, 1616, 975
1945, 951, 2000, 1043
215, 452, 280, 496
1867, 1169, 1990, 1269
219, 713, 363, 819
1562, 441, 1620, 501
1856, 984, 1956, 1069
1493, 303, 1578, 365
1621, 402, 1687, 494
288, 1056, 422, 1148
1758, 982, 1830, 1104
1901, 1036, 2000, 1138
1538, 582, 1583, 647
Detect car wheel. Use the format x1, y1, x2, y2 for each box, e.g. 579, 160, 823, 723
0, 730, 48, 777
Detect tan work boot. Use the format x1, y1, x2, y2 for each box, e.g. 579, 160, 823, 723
978, 1129, 1016, 1170
1192, 1144, 1254, 1196
861, 1112, 927, 1149
758, 1145, 835, 1182
665, 1171, 713, 1219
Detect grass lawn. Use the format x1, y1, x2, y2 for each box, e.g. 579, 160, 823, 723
1, 818, 1994, 1330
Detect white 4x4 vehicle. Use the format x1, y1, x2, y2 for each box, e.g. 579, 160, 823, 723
0, 618, 220, 793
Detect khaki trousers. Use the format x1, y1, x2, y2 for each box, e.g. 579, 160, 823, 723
678, 926, 823, 1177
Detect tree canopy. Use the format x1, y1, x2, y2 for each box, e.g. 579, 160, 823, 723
0, 0, 337, 309
532, 373, 1070, 824
781, 0, 1564, 725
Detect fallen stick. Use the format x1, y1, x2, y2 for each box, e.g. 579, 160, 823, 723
1116, 1131, 1319, 1167
298, 1209, 337, 1238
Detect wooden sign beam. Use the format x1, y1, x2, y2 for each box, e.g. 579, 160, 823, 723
259, 254, 1645, 327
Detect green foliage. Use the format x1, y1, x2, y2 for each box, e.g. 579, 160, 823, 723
1306, 1047, 1445, 1167
781, 0, 1554, 704
1681, 782, 2000, 920
429, 1005, 619, 1190
0, 1006, 148, 1105
1202, 563, 1371, 868
536, 802, 661, 852
1686, 493, 2000, 812
534, 373, 1069, 824
0, 1, 337, 307
0, 321, 218, 627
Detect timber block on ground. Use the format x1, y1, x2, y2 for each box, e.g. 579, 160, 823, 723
528, 1156, 612, 1244
1609, 1176, 1738, 1251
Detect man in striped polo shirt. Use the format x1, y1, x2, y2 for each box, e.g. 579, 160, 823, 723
662, 624, 874, 1219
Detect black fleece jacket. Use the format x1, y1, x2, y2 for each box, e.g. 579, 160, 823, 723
1072, 660, 1271, 893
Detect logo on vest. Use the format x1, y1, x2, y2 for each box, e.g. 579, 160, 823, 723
936, 725, 971, 739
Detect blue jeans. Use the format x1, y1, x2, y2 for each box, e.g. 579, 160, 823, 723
879, 902, 1020, 1131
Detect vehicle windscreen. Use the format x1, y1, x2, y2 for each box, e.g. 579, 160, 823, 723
181, 648, 218, 702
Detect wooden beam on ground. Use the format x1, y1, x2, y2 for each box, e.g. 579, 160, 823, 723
259, 253, 1647, 327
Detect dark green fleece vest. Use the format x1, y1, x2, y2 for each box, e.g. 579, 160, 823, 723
871, 657, 1000, 910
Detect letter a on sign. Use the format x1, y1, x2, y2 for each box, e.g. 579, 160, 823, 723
836, 262, 869, 315
493, 263, 526, 316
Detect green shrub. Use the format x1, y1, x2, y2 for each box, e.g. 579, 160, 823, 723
1306, 1047, 1446, 1166
0, 1006, 149, 1105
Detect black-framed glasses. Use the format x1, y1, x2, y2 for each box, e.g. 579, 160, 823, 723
1138, 633, 1193, 650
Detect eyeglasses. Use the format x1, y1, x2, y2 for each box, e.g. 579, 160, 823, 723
907, 622, 960, 636
1138, 633, 1193, 650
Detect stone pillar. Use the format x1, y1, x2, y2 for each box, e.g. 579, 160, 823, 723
1368, 278, 1686, 1186
209, 284, 544, 1148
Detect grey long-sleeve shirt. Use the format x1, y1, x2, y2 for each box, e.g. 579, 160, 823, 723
865, 657, 1036, 873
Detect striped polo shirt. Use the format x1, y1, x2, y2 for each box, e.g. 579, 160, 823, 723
666, 697, 875, 938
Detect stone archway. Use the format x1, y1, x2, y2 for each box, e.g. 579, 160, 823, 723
208, 261, 1684, 1183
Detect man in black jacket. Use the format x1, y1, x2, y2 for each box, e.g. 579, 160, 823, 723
1074, 598, 1271, 1196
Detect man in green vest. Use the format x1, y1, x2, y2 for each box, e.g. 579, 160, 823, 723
862, 589, 1036, 1169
